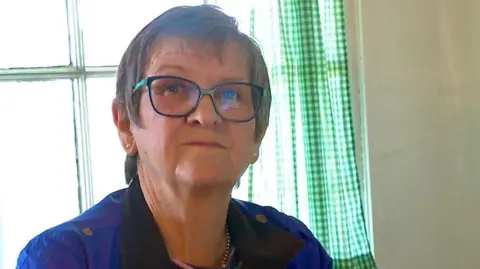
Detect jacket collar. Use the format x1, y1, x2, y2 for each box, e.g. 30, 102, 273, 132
121, 177, 304, 269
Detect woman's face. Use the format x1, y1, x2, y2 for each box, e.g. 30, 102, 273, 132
123, 38, 261, 189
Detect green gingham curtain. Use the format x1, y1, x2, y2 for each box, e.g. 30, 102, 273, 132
220, 0, 376, 268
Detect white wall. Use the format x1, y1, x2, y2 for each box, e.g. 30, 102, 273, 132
346, 0, 480, 268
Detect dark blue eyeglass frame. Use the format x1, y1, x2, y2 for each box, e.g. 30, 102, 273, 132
134, 75, 266, 122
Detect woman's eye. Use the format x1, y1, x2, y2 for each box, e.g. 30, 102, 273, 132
165, 84, 180, 93
222, 90, 238, 100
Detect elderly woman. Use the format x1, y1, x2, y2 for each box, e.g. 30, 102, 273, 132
17, 5, 332, 269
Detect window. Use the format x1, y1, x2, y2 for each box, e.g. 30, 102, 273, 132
0, 1, 206, 268
0, 0, 70, 68
0, 81, 79, 269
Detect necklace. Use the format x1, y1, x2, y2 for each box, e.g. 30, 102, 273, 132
172, 226, 231, 268
222, 225, 231, 267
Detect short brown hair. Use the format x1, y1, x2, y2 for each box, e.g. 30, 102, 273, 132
115, 5, 272, 184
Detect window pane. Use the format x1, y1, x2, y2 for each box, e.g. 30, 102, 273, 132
86, 77, 126, 203
80, 0, 204, 66
0, 80, 79, 269
0, 0, 70, 68
214, 0, 255, 34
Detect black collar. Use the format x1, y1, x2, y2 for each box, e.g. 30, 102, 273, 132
121, 177, 304, 269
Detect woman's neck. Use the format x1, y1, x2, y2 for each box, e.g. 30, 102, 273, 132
139, 170, 232, 267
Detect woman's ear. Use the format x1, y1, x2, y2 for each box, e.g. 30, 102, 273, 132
112, 100, 136, 154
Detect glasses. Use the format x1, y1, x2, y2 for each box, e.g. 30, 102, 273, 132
134, 76, 266, 122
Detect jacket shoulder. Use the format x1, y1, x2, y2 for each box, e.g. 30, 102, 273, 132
233, 199, 333, 269
17, 227, 87, 269
16, 189, 125, 269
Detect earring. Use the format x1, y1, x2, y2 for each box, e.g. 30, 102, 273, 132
251, 152, 258, 164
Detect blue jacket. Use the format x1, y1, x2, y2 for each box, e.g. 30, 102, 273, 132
17, 178, 332, 269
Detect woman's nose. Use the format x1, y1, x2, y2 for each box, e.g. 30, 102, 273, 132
186, 95, 223, 127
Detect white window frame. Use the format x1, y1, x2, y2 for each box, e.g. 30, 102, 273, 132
0, 0, 225, 213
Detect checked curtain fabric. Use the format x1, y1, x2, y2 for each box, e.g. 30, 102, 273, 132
219, 0, 377, 268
